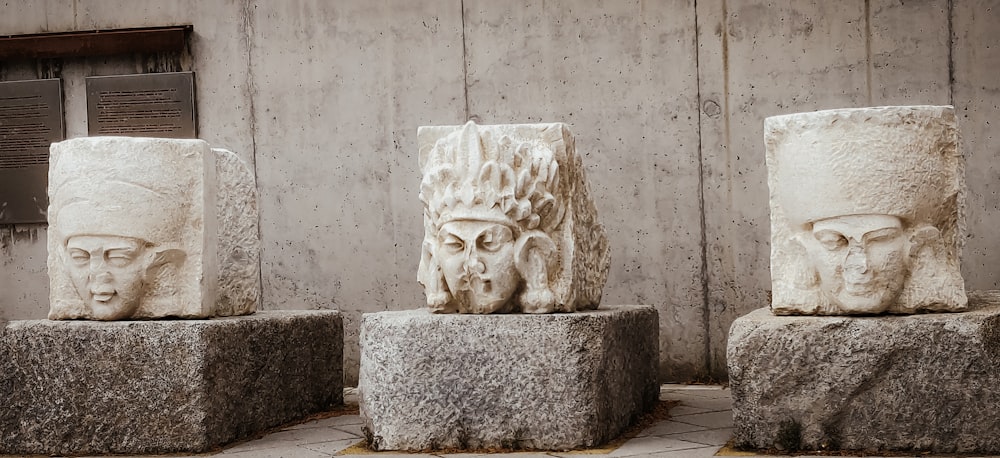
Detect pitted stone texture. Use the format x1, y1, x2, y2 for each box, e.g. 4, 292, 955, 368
417, 122, 610, 314
47, 137, 259, 320
359, 305, 658, 451
728, 291, 1000, 454
212, 147, 262, 316
765, 106, 966, 315
0, 311, 343, 455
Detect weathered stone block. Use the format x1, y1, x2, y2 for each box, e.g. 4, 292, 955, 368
0, 311, 343, 455
766, 106, 966, 315
359, 305, 658, 451
417, 122, 610, 314
47, 137, 260, 320
728, 291, 1000, 454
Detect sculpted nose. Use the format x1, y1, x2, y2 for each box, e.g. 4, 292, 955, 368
843, 246, 869, 273
464, 249, 486, 275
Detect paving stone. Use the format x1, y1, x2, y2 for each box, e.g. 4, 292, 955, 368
670, 411, 734, 429
635, 421, 707, 437
266, 426, 359, 445
628, 445, 721, 457
663, 427, 734, 446
608, 435, 707, 457
334, 423, 364, 438
300, 438, 363, 455
223, 444, 332, 458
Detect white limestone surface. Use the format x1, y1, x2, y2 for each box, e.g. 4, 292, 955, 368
417, 121, 610, 314
47, 137, 259, 320
765, 106, 967, 315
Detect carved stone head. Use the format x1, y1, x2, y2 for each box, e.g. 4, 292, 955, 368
417, 122, 610, 314
48, 137, 260, 320
766, 106, 967, 315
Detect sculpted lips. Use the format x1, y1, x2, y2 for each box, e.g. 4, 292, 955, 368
91, 286, 115, 303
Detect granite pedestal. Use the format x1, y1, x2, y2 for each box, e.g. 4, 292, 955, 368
0, 310, 343, 455
358, 305, 659, 451
728, 291, 1000, 454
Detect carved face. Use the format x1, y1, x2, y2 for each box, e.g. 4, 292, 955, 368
64, 235, 152, 320
801, 214, 908, 314
437, 220, 520, 313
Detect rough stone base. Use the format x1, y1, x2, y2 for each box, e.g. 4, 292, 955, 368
728, 291, 1000, 454
359, 305, 659, 451
0, 310, 343, 455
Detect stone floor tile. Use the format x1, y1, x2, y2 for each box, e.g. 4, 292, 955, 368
333, 423, 364, 438
324, 414, 365, 426
680, 389, 732, 401
681, 396, 735, 412
662, 427, 733, 446
670, 410, 734, 428
340, 454, 437, 458
269, 426, 360, 444
608, 435, 706, 457
659, 391, 717, 403
300, 437, 363, 454
543, 451, 609, 458
223, 443, 334, 457
635, 420, 707, 437
626, 445, 722, 457
663, 404, 712, 416
661, 384, 726, 391
288, 414, 364, 430
445, 453, 559, 458
223, 437, 287, 453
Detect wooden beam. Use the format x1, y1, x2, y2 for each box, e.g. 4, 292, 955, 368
0, 26, 191, 60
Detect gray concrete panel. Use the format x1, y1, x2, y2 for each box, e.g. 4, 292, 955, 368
75, 0, 256, 165
699, 0, 871, 375
953, 1, 1000, 291
463, 0, 707, 381
869, 0, 951, 105
247, 0, 466, 384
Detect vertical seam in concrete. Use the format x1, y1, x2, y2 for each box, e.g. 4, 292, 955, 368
716, 0, 730, 378
947, 0, 955, 106
241, 0, 265, 308
461, 0, 470, 120
692, 0, 712, 380
865, 0, 872, 105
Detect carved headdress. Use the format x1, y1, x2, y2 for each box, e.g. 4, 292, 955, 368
419, 121, 565, 234
49, 137, 200, 247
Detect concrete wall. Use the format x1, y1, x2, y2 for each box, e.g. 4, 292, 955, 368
1, 0, 998, 385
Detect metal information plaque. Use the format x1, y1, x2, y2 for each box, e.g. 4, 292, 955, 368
86, 72, 196, 138
0, 78, 64, 224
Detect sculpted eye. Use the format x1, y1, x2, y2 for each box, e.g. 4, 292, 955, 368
864, 228, 902, 244
442, 235, 464, 253
69, 249, 90, 265
106, 250, 137, 268
479, 227, 513, 252
814, 230, 848, 251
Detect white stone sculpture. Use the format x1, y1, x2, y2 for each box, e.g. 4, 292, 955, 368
47, 137, 260, 320
766, 105, 967, 315
417, 121, 610, 314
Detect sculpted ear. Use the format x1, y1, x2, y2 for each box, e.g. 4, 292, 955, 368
149, 249, 186, 270
789, 231, 820, 289
515, 230, 558, 313
908, 225, 940, 257
418, 240, 453, 312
